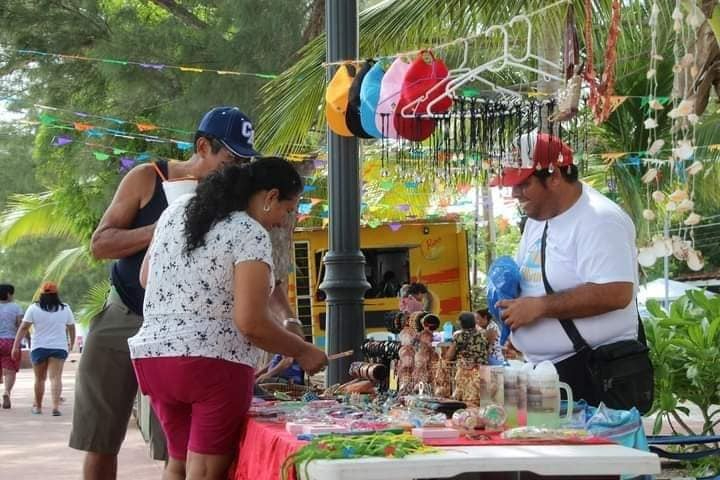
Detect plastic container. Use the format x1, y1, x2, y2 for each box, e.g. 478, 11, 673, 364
526, 361, 573, 428
162, 179, 197, 203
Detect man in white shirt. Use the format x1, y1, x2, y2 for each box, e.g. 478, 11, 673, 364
492, 132, 639, 406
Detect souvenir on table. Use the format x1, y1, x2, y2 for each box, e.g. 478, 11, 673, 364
432, 358, 452, 398
413, 328, 436, 385
397, 319, 417, 394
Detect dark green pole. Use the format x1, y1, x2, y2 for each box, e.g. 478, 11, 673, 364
321, 0, 368, 386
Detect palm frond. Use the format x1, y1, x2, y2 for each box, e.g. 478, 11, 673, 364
43, 246, 91, 285
0, 191, 82, 246
76, 279, 110, 327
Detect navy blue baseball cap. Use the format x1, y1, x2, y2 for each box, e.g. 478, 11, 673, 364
196, 106, 259, 158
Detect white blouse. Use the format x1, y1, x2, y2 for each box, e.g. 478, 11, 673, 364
129, 194, 274, 367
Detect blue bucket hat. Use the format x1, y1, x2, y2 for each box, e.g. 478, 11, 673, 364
197, 106, 259, 158
359, 62, 385, 138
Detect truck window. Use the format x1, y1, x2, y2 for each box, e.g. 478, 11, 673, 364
314, 248, 410, 299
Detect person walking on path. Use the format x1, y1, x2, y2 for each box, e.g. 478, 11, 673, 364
69, 106, 287, 480
12, 282, 75, 416
0, 283, 24, 409
129, 159, 327, 480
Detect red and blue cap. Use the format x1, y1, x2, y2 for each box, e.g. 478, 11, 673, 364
197, 106, 259, 158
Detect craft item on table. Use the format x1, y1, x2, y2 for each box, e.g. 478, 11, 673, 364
301, 391, 320, 402
286, 422, 323, 435
411, 427, 460, 440
502, 426, 592, 441
349, 361, 388, 383
402, 396, 467, 417
413, 330, 436, 385
302, 424, 349, 435
397, 323, 417, 394
486, 256, 521, 346
480, 404, 507, 430
450, 405, 507, 431
281, 432, 438, 480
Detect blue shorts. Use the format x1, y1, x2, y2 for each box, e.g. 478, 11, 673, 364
30, 348, 68, 365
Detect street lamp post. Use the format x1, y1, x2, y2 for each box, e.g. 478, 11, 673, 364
321, 0, 369, 386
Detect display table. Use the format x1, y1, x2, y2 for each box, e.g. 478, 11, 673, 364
232, 418, 661, 480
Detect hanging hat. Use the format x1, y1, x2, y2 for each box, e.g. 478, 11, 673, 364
359, 62, 385, 138
345, 59, 375, 138
394, 51, 452, 141
375, 57, 411, 139
325, 64, 355, 137
490, 131, 574, 187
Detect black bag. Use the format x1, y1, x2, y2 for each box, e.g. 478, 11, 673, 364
540, 222, 654, 414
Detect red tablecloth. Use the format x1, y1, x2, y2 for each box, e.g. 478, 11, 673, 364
232, 419, 306, 480
231, 419, 612, 480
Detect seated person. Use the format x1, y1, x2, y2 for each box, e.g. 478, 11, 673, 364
256, 319, 306, 385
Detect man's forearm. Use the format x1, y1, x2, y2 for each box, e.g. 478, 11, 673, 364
91, 223, 155, 259
541, 282, 634, 320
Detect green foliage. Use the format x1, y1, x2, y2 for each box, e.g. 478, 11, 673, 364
645, 291, 720, 473
76, 279, 111, 327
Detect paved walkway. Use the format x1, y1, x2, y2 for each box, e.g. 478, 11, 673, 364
0, 353, 164, 479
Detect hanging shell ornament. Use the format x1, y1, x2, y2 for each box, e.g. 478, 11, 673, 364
669, 189, 688, 203
684, 212, 701, 226
651, 190, 665, 203
644, 117, 658, 129
641, 168, 658, 184
638, 247, 658, 267
672, 6, 683, 31
687, 249, 704, 271
652, 236, 673, 257
672, 236, 691, 261
674, 140, 694, 160
649, 3, 660, 26
649, 99, 665, 111
646, 69, 656, 79
686, 160, 703, 175
647, 139, 665, 155
643, 209, 656, 221
687, 113, 699, 124
666, 201, 677, 212
686, 5, 706, 29
676, 198, 694, 213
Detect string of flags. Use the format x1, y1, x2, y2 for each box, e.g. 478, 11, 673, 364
4, 48, 278, 80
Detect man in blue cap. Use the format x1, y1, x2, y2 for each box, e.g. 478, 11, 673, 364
69, 107, 260, 479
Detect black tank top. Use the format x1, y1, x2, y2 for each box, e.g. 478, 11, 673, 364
110, 160, 168, 315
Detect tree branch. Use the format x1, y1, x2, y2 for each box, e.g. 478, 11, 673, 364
147, 0, 207, 30
302, 0, 325, 44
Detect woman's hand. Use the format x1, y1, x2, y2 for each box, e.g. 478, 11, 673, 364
11, 345, 20, 362
296, 344, 328, 375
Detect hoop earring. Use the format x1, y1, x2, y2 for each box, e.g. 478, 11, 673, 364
263, 204, 270, 212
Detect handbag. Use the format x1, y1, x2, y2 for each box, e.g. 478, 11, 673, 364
540, 222, 654, 414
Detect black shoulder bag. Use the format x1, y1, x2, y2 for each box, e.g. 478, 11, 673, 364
540, 222, 654, 414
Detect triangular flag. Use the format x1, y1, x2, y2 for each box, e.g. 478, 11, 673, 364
303, 185, 317, 193
119, 156, 135, 172
389, 223, 402, 232
52, 135, 73, 147
175, 141, 193, 151
606, 96, 628, 114
74, 122, 93, 132
86, 129, 105, 138
309, 198, 323, 206
136, 123, 158, 132
322, 218, 329, 228
136, 152, 151, 161
396, 204, 410, 212
93, 151, 111, 161
113, 148, 128, 155
600, 152, 627, 165
39, 113, 58, 125
179, 67, 204, 73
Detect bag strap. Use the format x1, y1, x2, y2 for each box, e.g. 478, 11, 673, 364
541, 221, 648, 350
540, 222, 589, 352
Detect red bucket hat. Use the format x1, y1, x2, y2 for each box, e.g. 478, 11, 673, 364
490, 132, 574, 187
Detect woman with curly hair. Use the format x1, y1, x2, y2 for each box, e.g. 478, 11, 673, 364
129, 158, 327, 480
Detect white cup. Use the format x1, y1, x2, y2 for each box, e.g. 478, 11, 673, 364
162, 179, 198, 203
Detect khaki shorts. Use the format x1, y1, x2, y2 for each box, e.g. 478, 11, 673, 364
69, 288, 143, 455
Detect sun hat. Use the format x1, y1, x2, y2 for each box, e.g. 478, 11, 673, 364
345, 59, 375, 138
196, 106, 259, 158
394, 50, 452, 141
41, 282, 58, 294
375, 57, 411, 138
325, 64, 355, 137
359, 62, 385, 138
490, 131, 574, 187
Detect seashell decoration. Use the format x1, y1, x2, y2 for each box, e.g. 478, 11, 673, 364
668, 189, 688, 203
687, 249, 704, 271
649, 99, 665, 110
666, 201, 677, 212
672, 236, 691, 261
638, 247, 658, 267
647, 139, 665, 155
644, 117, 658, 129
686, 160, 703, 176
652, 236, 673, 258
651, 190, 665, 203
684, 212, 701, 226
643, 209, 656, 221
641, 168, 658, 184
676, 198, 694, 213
674, 139, 694, 160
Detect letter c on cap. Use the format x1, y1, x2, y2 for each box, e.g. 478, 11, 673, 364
242, 121, 254, 145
